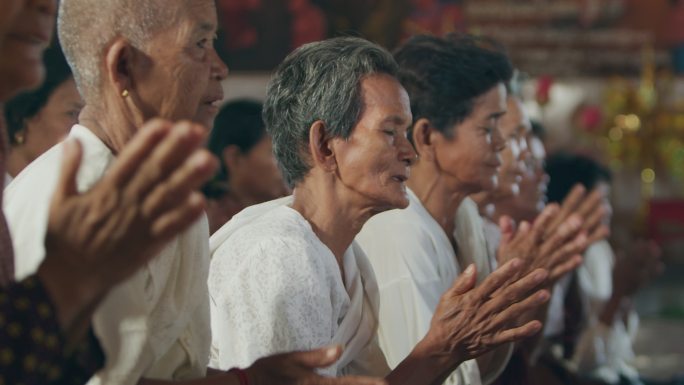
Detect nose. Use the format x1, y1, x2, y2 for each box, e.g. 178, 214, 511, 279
517, 142, 531, 174
491, 126, 506, 153
398, 135, 418, 167
210, 49, 229, 81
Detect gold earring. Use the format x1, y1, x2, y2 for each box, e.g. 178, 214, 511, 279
14, 132, 25, 145
121, 89, 129, 98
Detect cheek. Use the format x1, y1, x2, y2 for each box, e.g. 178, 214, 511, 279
338, 144, 396, 194
174, 75, 204, 112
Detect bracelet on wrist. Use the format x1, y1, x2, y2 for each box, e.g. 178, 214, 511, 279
228, 367, 249, 385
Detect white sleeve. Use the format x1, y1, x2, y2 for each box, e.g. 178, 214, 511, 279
358, 221, 481, 385
209, 236, 337, 376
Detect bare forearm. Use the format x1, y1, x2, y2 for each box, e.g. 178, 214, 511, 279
386, 338, 462, 385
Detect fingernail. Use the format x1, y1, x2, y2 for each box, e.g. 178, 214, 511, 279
538, 291, 550, 301
326, 346, 340, 359
464, 264, 475, 276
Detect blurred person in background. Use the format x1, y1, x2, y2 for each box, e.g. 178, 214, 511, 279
4, 43, 82, 183
204, 99, 288, 233
541, 153, 663, 385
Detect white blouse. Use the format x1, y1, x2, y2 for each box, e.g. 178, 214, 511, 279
4, 125, 211, 384
357, 190, 501, 385
208, 197, 389, 377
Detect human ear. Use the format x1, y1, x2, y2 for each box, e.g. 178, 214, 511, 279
412, 118, 436, 162
103, 38, 134, 98
307, 120, 336, 172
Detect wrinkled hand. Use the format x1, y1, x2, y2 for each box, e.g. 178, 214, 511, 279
613, 239, 663, 298
545, 184, 610, 245
497, 203, 587, 283
424, 259, 550, 364
39, 119, 217, 331
245, 346, 387, 385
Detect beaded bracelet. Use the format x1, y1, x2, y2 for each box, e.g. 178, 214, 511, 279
228, 368, 249, 385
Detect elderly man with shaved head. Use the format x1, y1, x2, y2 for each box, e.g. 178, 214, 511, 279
3, 1, 387, 385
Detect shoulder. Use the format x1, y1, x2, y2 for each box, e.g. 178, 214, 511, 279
359, 203, 439, 259
210, 206, 338, 293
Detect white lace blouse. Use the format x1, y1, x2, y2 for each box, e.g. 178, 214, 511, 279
208, 199, 389, 377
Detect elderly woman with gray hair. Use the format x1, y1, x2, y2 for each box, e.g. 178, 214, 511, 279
3, 1, 386, 385
209, 36, 554, 384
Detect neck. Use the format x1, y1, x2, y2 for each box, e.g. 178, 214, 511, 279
6, 147, 31, 177
228, 183, 263, 209
290, 172, 373, 267
407, 160, 469, 238
78, 98, 139, 155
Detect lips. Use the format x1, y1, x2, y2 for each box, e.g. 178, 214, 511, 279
486, 161, 501, 169
391, 168, 410, 183
7, 24, 51, 48
202, 92, 224, 108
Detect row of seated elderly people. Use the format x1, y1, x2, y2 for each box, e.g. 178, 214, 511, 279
1, 0, 661, 385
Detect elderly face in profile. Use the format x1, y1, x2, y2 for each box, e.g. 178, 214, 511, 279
58, 0, 228, 150
265, 39, 417, 220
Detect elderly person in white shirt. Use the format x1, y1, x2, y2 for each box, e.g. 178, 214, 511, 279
355, 35, 591, 385
209, 36, 555, 385
3, 1, 386, 385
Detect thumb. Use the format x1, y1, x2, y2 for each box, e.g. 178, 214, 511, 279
53, 139, 83, 202
294, 345, 343, 369
450, 264, 477, 296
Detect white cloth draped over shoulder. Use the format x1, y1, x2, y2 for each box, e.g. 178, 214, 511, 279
4, 125, 211, 384
208, 196, 390, 377
357, 190, 510, 385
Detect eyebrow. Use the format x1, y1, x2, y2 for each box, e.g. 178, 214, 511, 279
382, 115, 410, 126
196, 22, 216, 34
488, 110, 507, 120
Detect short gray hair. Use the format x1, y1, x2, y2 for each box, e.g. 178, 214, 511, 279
57, 0, 177, 100
263, 37, 398, 187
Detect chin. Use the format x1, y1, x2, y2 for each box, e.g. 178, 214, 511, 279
193, 111, 219, 130
5, 67, 45, 97
374, 191, 409, 212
